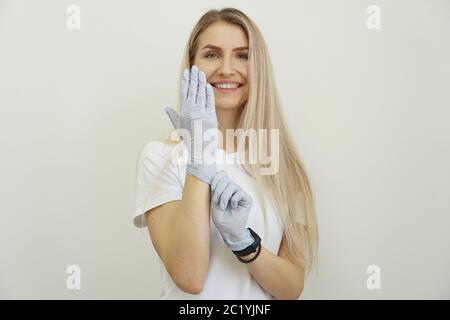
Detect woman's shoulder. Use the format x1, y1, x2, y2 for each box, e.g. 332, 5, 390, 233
141, 139, 178, 154
138, 139, 182, 165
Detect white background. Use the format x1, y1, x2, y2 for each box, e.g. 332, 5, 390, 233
0, 0, 449, 299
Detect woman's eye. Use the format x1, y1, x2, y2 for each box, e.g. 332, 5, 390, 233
205, 52, 218, 59
205, 52, 248, 60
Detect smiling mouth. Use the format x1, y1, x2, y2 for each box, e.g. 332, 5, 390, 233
212, 84, 243, 92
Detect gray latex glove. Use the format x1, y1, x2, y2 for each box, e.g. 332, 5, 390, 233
165, 65, 218, 185
210, 170, 254, 251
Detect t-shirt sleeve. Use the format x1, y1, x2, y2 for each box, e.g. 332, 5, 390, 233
133, 141, 184, 228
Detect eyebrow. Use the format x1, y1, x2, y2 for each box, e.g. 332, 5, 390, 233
201, 44, 249, 51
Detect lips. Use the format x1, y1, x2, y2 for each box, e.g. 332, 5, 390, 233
211, 84, 243, 88
212, 85, 242, 93
211, 80, 243, 86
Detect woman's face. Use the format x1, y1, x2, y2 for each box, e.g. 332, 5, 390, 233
194, 21, 249, 111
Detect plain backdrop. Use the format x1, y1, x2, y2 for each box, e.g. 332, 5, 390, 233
0, 0, 449, 299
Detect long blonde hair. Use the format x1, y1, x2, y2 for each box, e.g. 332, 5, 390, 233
166, 7, 319, 276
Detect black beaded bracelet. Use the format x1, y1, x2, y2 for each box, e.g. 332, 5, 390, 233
237, 242, 262, 263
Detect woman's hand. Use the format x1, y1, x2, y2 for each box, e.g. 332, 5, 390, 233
210, 171, 254, 251
165, 65, 218, 185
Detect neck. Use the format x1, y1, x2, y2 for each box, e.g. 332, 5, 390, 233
216, 107, 241, 153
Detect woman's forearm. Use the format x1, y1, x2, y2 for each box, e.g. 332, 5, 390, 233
241, 246, 305, 300
167, 175, 211, 292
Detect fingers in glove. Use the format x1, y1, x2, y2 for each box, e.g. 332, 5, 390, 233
196, 70, 206, 109
180, 69, 189, 110
206, 83, 216, 114
219, 182, 239, 210
229, 189, 242, 209
165, 107, 181, 130
187, 65, 199, 105
212, 174, 231, 204
230, 189, 253, 209
211, 170, 228, 193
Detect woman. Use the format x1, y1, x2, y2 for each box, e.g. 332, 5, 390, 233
134, 7, 318, 299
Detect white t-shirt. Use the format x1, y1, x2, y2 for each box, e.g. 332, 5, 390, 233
134, 141, 284, 299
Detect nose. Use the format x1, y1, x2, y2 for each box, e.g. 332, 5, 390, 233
217, 56, 236, 76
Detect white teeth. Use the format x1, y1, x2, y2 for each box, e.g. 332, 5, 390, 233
216, 83, 239, 89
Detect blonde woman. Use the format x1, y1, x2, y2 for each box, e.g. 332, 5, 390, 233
134, 7, 318, 300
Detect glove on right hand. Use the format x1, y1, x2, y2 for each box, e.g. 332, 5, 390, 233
165, 65, 218, 185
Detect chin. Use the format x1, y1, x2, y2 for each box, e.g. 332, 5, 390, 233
216, 102, 239, 109
216, 104, 241, 110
